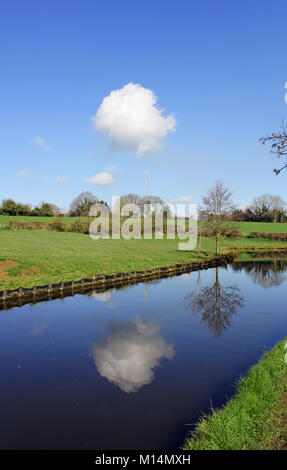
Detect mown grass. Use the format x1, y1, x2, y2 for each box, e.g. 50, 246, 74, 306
0, 230, 209, 290
171, 220, 287, 234
0, 215, 88, 229
1, 229, 287, 290
238, 221, 287, 234
1, 216, 287, 234
183, 338, 287, 450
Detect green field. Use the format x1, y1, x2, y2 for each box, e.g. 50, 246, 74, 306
183, 338, 287, 450
1, 224, 287, 290
0, 230, 204, 290
238, 221, 287, 234
1, 216, 287, 234
0, 215, 88, 228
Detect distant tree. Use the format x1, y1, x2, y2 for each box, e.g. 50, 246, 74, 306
200, 180, 235, 220
142, 195, 171, 217
269, 195, 286, 222
119, 194, 144, 215
15, 202, 32, 216
98, 200, 110, 209
2, 199, 17, 215
200, 181, 235, 253
1, 199, 33, 216
118, 193, 170, 217
120, 193, 143, 206
40, 202, 56, 216
230, 208, 246, 222
1, 199, 62, 217
70, 192, 98, 216
49, 203, 61, 216
246, 194, 286, 223
31, 202, 55, 217
259, 122, 287, 174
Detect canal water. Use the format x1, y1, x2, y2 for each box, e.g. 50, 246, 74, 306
0, 259, 287, 450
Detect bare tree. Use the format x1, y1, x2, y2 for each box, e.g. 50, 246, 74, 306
118, 193, 171, 217
49, 203, 61, 216
269, 195, 286, 222
119, 194, 144, 216
142, 195, 171, 217
246, 194, 285, 222
200, 181, 235, 253
201, 180, 235, 219
259, 122, 287, 174
70, 191, 98, 217
184, 267, 244, 337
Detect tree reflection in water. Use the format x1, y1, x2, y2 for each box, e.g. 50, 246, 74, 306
232, 260, 287, 289
184, 267, 244, 338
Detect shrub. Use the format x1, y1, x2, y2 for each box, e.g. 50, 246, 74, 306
6, 220, 28, 230
69, 220, 90, 234
7, 219, 68, 232
198, 225, 240, 238
224, 227, 240, 238
31, 221, 48, 230
248, 232, 287, 242
48, 220, 67, 232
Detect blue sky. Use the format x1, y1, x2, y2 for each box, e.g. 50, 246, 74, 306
1, 0, 287, 211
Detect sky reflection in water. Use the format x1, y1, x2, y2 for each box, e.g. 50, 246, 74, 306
0, 260, 287, 449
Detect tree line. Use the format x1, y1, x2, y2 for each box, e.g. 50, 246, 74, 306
220, 194, 286, 223
0, 199, 60, 217
1, 189, 286, 222
0, 192, 171, 217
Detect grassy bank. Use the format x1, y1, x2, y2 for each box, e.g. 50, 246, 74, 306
1, 229, 287, 290
0, 230, 209, 290
183, 338, 287, 450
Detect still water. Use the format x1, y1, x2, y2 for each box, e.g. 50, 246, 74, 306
0, 259, 287, 450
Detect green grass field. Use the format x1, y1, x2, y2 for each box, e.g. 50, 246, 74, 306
183, 338, 287, 450
1, 225, 287, 290
1, 216, 287, 290
238, 221, 287, 234
0, 215, 88, 228
0, 230, 206, 290
1, 216, 287, 233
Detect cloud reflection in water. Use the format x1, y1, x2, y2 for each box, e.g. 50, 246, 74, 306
91, 318, 174, 393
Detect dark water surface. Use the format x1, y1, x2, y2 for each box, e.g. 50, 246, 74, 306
1, 259, 287, 450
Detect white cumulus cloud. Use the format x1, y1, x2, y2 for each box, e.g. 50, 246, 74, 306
84, 171, 114, 186
92, 82, 176, 155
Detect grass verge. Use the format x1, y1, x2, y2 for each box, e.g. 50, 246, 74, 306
183, 338, 287, 450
